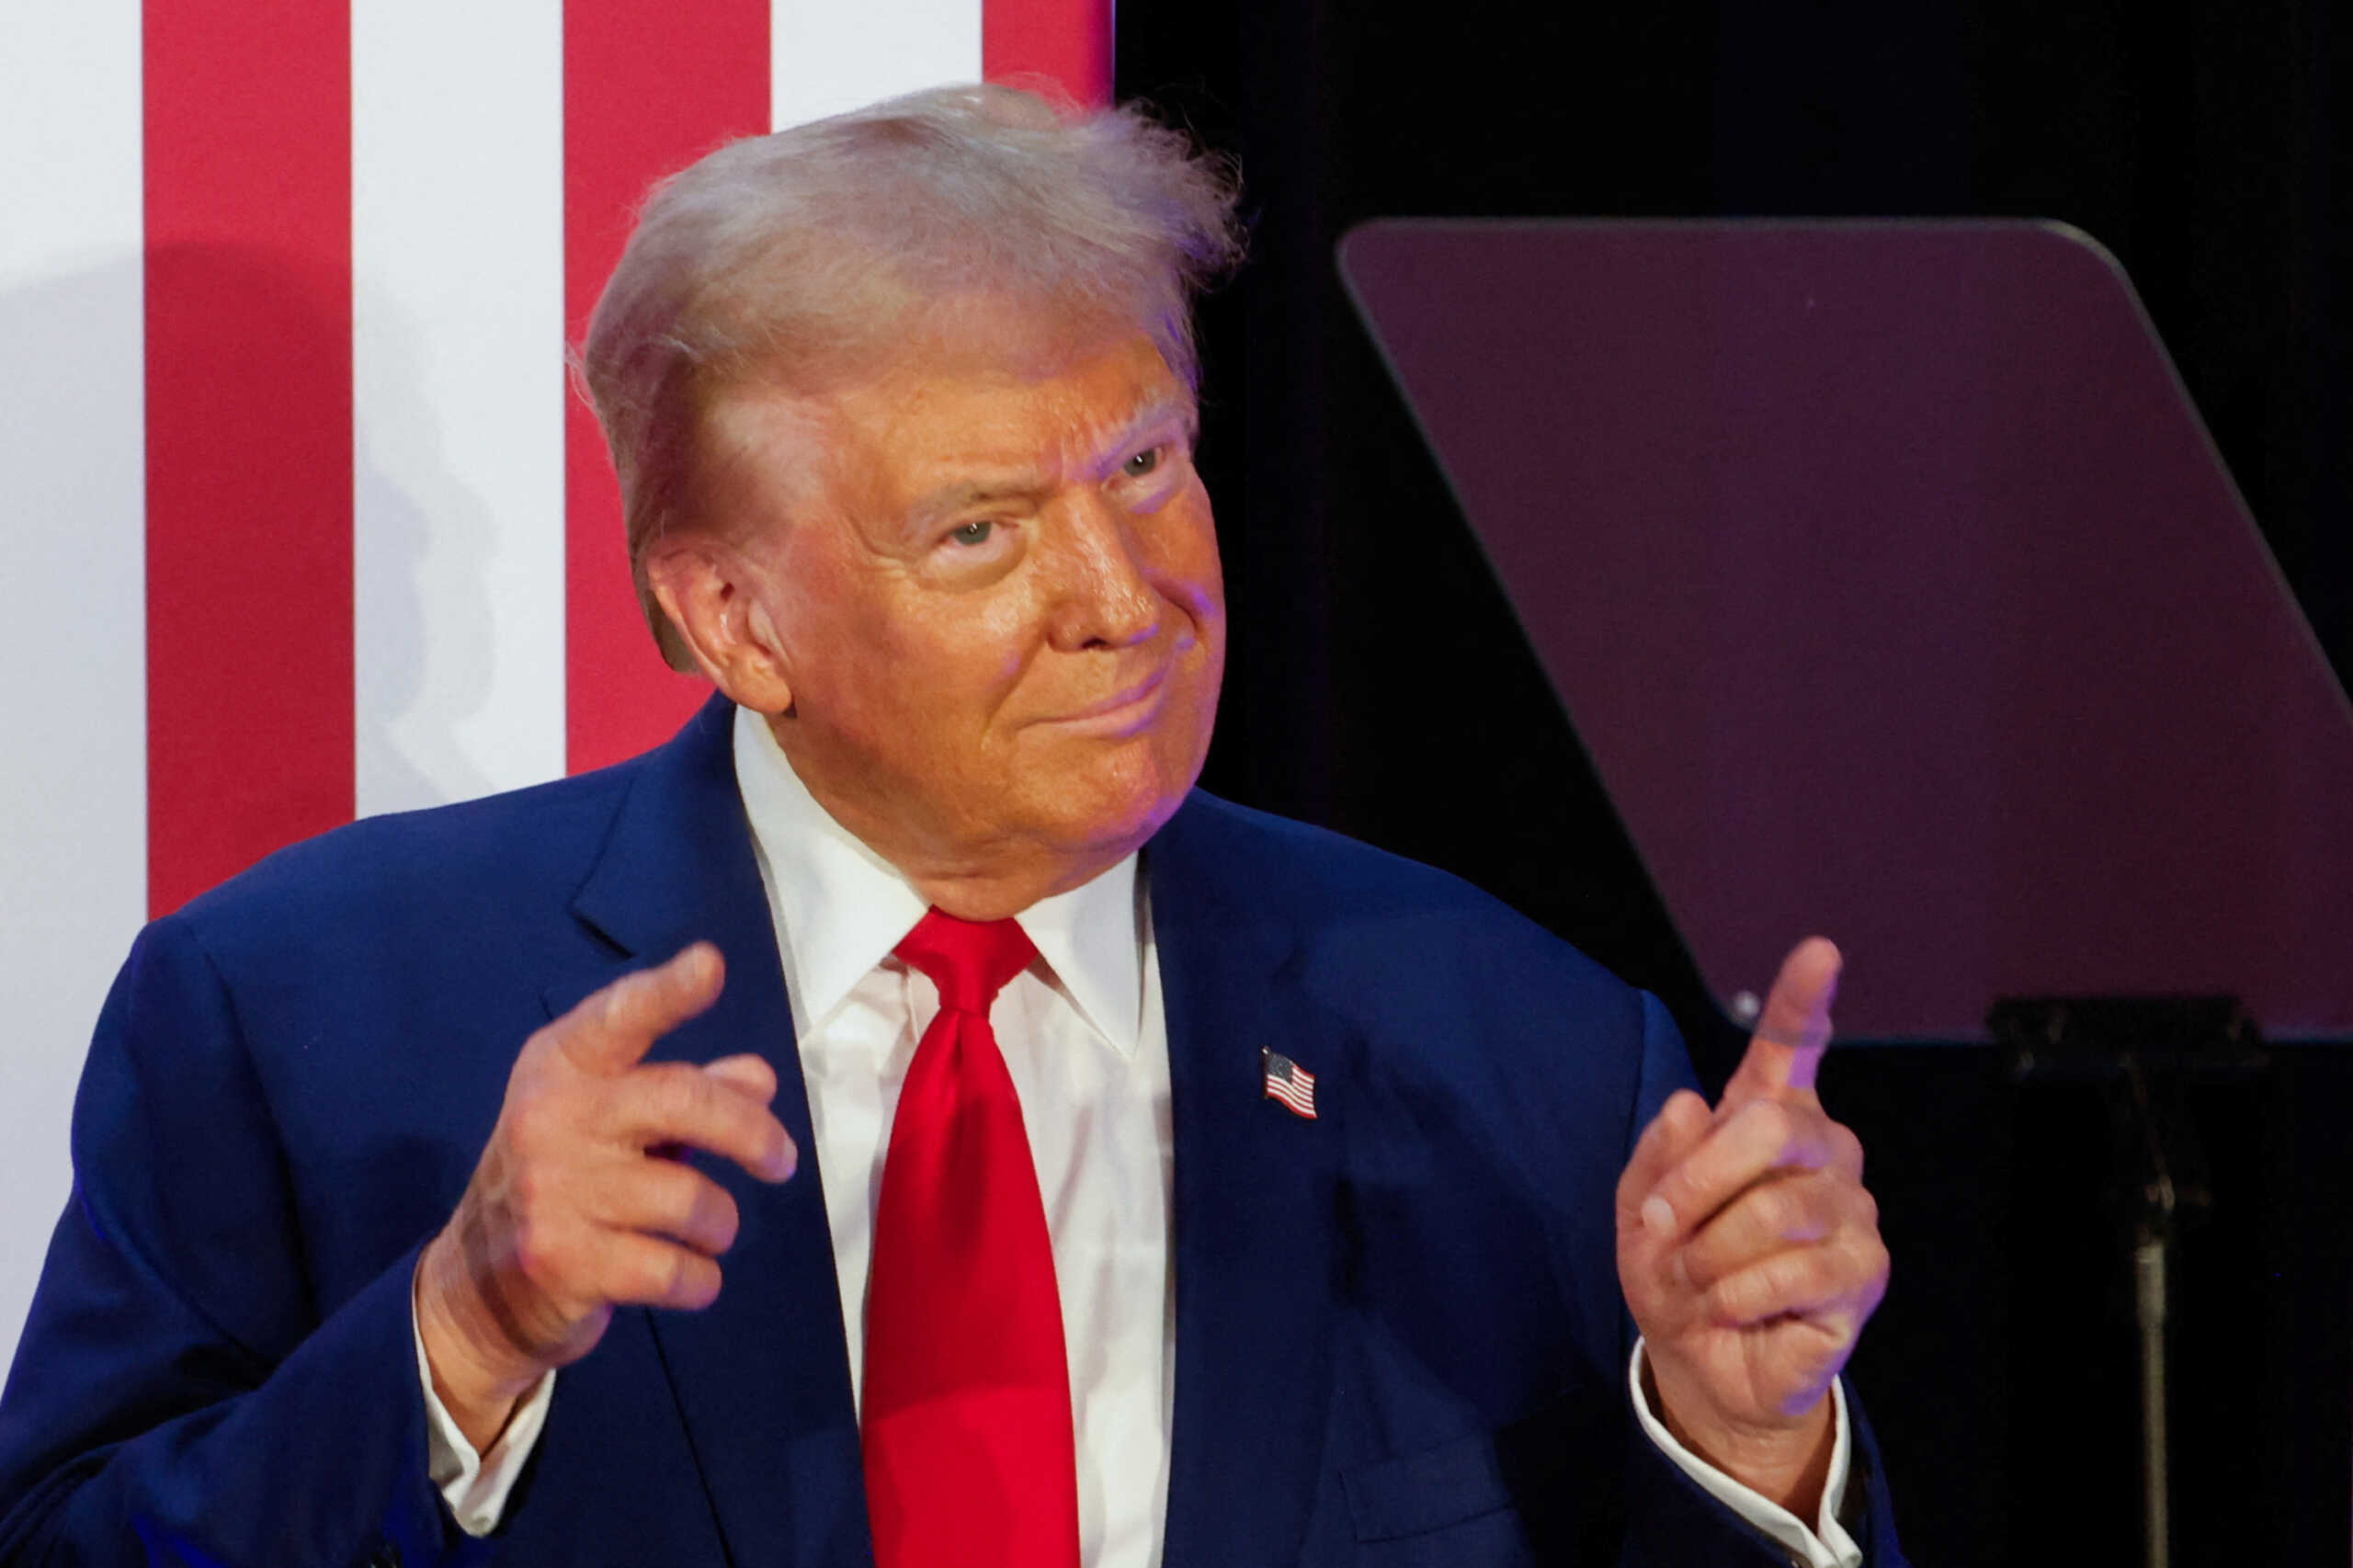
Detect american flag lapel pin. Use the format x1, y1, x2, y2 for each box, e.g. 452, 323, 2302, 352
1261, 1048, 1317, 1119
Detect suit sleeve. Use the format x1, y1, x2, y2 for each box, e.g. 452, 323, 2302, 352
1612, 993, 1910, 1568
0, 915, 469, 1568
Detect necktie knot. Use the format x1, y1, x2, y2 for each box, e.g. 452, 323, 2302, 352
894, 907, 1037, 1016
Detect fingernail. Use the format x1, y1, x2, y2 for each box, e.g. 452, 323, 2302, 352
1642, 1195, 1676, 1235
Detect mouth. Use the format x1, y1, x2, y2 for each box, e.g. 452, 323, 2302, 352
1044, 664, 1174, 736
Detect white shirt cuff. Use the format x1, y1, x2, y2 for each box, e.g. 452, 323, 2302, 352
1628, 1340, 1862, 1568
412, 1301, 554, 1537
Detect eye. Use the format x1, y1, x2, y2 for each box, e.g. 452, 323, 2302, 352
949, 520, 995, 547
1121, 447, 1162, 480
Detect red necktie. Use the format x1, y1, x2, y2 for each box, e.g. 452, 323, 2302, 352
861, 908, 1080, 1568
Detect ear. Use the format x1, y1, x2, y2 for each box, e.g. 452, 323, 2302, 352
645, 537, 795, 715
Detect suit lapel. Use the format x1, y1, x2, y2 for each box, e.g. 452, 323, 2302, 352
551, 695, 870, 1568
1151, 798, 1344, 1567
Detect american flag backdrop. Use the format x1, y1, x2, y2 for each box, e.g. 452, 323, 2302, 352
0, 0, 1110, 1366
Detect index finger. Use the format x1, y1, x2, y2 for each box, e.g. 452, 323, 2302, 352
556, 943, 726, 1074
1722, 936, 1840, 1108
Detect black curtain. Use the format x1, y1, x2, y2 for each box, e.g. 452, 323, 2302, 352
1117, 4, 2353, 1563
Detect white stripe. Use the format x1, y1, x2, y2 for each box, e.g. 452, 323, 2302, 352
0, 0, 147, 1363
772, 0, 984, 131
354, 0, 567, 816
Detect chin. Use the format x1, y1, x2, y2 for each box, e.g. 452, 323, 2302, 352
1028, 752, 1194, 861
1055, 784, 1184, 858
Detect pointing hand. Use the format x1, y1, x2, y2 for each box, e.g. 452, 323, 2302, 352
414, 944, 798, 1450
1614, 938, 1889, 1517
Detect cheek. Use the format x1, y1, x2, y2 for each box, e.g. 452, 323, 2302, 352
969, 592, 1051, 688
870, 597, 1044, 776
1154, 488, 1227, 627
769, 558, 936, 743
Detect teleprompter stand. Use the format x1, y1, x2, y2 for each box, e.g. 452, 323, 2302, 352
1339, 220, 2353, 1568
1989, 997, 2266, 1568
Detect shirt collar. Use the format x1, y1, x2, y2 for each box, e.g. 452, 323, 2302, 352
731, 703, 1143, 1054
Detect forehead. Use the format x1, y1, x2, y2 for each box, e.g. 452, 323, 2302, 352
857, 333, 1187, 454
710, 327, 1194, 514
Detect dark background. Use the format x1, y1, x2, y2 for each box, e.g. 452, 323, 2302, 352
1116, 4, 2353, 1563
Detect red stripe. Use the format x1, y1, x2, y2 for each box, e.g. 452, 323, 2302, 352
143, 0, 353, 915
563, 0, 769, 776
984, 0, 1114, 106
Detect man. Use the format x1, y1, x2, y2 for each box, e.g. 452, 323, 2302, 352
0, 85, 1897, 1566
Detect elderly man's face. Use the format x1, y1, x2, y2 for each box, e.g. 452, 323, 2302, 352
709, 329, 1224, 906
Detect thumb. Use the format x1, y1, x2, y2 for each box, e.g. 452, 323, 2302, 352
1723, 937, 1841, 1107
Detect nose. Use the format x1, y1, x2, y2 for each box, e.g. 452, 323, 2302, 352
1043, 492, 1162, 652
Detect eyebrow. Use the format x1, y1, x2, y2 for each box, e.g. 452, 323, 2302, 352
905, 477, 1051, 534
1093, 392, 1199, 462
903, 394, 1199, 532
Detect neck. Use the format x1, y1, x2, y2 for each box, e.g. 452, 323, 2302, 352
904, 859, 1117, 923
769, 720, 1138, 922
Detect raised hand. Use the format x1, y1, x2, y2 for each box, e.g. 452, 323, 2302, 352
1614, 937, 1889, 1517
414, 943, 798, 1450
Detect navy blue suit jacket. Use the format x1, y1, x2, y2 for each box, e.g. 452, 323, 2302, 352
0, 697, 1904, 1565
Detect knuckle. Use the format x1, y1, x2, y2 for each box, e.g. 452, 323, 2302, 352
508, 1160, 551, 1215
642, 1062, 708, 1127
1708, 1271, 1757, 1323
634, 1160, 688, 1225
1739, 1099, 1796, 1156
1821, 1230, 1869, 1283
696, 1081, 746, 1136
1748, 1177, 1794, 1228
503, 1090, 552, 1150
512, 1225, 564, 1290
517, 1022, 562, 1068
1832, 1121, 1863, 1168
1663, 1161, 1724, 1220
1858, 1230, 1892, 1278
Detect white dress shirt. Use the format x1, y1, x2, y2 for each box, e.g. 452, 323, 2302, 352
730, 704, 1176, 1566
416, 701, 1858, 1567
